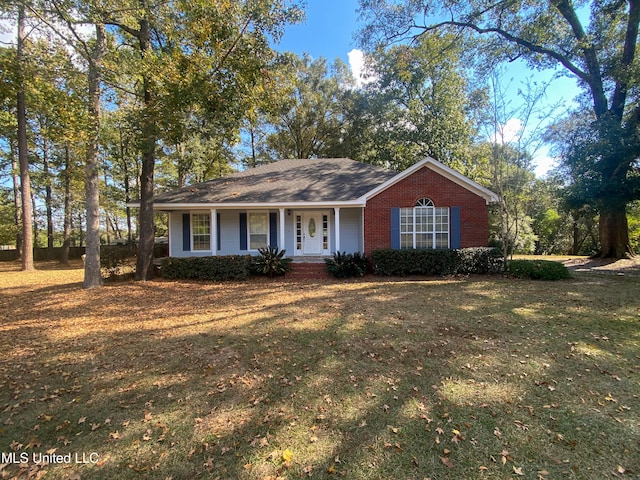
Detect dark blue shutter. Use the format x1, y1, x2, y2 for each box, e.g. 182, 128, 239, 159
239, 212, 247, 250
269, 212, 278, 248
450, 207, 461, 249
216, 213, 221, 251
182, 213, 191, 251
390, 208, 401, 250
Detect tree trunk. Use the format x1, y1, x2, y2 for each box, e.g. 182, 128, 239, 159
103, 169, 111, 246
83, 23, 106, 289
17, 6, 33, 271
11, 143, 22, 256
43, 138, 55, 260
31, 191, 38, 248
61, 144, 72, 265
135, 17, 157, 281
119, 127, 133, 243
598, 207, 633, 258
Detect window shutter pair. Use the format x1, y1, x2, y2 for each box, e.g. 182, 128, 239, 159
390, 207, 461, 249
239, 212, 278, 251
182, 213, 220, 252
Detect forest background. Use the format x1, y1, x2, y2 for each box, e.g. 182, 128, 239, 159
1, 0, 639, 286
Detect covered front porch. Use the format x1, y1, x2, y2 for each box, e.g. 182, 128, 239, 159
166, 206, 364, 258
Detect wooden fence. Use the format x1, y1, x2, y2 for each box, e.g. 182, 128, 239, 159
0, 245, 168, 262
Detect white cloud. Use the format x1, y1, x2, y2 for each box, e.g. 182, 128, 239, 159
532, 146, 558, 178
0, 18, 16, 46
489, 118, 523, 145
347, 49, 376, 89
0, 15, 95, 49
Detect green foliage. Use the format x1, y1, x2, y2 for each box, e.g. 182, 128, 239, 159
260, 54, 353, 160
534, 208, 567, 254
371, 247, 503, 276
161, 255, 251, 281
455, 247, 505, 274
0, 189, 17, 246
100, 245, 136, 281
324, 251, 370, 278
507, 259, 571, 281
360, 32, 478, 171
252, 246, 292, 277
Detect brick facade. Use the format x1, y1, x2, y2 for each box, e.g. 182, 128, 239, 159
364, 164, 490, 255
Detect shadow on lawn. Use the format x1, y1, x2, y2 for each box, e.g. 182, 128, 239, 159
0, 274, 638, 479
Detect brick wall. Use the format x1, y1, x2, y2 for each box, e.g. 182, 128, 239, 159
364, 164, 490, 255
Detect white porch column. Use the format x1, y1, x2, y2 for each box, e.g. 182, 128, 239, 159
210, 209, 217, 255
361, 207, 365, 253
334, 207, 341, 253
279, 208, 286, 252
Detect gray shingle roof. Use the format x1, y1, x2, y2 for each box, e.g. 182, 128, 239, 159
154, 158, 397, 205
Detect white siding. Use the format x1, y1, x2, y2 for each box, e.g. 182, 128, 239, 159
338, 208, 363, 253
218, 211, 242, 255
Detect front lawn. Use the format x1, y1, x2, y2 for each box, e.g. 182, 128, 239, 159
0, 262, 638, 479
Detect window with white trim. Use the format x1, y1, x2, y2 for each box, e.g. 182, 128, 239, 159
192, 213, 211, 250
249, 212, 268, 249
400, 198, 449, 249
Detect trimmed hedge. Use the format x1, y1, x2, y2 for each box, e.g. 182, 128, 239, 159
161, 255, 251, 281
371, 247, 503, 276
507, 259, 571, 280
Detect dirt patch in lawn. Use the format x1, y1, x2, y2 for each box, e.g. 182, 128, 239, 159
561, 256, 640, 276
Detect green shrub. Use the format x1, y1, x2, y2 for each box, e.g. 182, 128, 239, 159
371, 247, 504, 276
161, 255, 251, 281
252, 246, 292, 277
100, 245, 136, 281
507, 259, 571, 280
325, 251, 369, 278
456, 247, 504, 274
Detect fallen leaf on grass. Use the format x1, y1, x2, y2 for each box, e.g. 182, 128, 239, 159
441, 457, 454, 468
513, 466, 524, 475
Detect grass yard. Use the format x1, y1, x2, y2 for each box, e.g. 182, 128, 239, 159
0, 261, 639, 480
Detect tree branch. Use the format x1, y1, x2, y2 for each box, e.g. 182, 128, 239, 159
611, 0, 640, 120
420, 19, 590, 83
27, 1, 92, 60
551, 0, 609, 118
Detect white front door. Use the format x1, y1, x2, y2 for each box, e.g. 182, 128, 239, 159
302, 212, 324, 255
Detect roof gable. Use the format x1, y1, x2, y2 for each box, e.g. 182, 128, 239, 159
363, 157, 499, 205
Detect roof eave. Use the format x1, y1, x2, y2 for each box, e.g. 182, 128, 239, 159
127, 199, 367, 210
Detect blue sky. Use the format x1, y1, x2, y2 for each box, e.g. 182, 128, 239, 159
274, 0, 581, 177
276, 0, 361, 65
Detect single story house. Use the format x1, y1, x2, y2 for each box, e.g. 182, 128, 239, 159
147, 157, 499, 258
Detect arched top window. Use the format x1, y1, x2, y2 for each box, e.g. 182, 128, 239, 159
400, 199, 449, 249
415, 198, 434, 207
